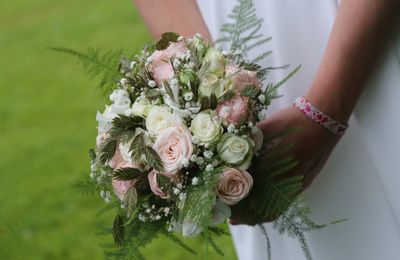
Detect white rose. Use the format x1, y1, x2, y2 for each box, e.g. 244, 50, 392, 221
217, 133, 253, 170
204, 48, 226, 76
190, 111, 223, 146
96, 89, 132, 134
198, 74, 225, 98
131, 96, 151, 117
109, 89, 131, 106
145, 106, 175, 135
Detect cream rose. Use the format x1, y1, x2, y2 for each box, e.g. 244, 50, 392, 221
148, 170, 169, 199
152, 124, 193, 178
217, 168, 253, 205
204, 48, 226, 76
190, 111, 223, 146
217, 133, 253, 170
131, 96, 152, 117
198, 74, 225, 98
145, 106, 174, 135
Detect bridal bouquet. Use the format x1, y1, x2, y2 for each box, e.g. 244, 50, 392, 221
56, 0, 338, 259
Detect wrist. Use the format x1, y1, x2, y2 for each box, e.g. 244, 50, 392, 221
305, 86, 351, 125
294, 96, 348, 136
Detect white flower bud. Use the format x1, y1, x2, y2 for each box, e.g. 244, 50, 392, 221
191, 177, 199, 186
206, 164, 214, 172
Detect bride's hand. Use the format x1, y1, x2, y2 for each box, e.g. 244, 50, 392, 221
230, 105, 341, 225
258, 106, 341, 189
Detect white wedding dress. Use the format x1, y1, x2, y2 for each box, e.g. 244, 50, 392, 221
196, 1, 400, 259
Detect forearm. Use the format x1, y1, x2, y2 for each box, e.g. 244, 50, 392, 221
306, 0, 400, 123
133, 0, 211, 40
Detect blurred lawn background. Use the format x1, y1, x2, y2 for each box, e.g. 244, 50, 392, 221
0, 0, 236, 259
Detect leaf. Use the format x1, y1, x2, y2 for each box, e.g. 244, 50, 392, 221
110, 115, 144, 139
202, 230, 224, 256
123, 187, 138, 218
209, 93, 218, 110
144, 146, 164, 174
199, 94, 218, 110
48, 47, 122, 93
97, 137, 117, 165
161, 230, 196, 255
73, 177, 98, 195
129, 132, 145, 162
88, 149, 96, 161
113, 167, 143, 181
113, 215, 125, 247
146, 89, 160, 100
240, 61, 261, 71
129, 132, 165, 174
240, 85, 261, 98
272, 64, 301, 90
162, 80, 175, 101
221, 90, 235, 101
156, 32, 180, 50
156, 173, 172, 191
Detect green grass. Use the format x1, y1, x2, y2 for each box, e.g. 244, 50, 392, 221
0, 0, 236, 259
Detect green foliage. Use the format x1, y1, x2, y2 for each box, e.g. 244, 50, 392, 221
97, 137, 118, 165
182, 169, 221, 229
113, 215, 125, 247
240, 85, 261, 98
123, 187, 138, 218
261, 65, 301, 108
199, 93, 218, 110
156, 32, 180, 50
258, 224, 271, 260
113, 167, 143, 181
160, 231, 196, 255
129, 132, 164, 174
216, 0, 272, 62
201, 230, 224, 256
74, 176, 100, 195
110, 115, 144, 139
221, 89, 235, 101
49, 47, 123, 94
162, 80, 175, 101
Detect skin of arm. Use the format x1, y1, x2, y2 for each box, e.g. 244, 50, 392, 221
133, 0, 212, 40
134, 0, 400, 224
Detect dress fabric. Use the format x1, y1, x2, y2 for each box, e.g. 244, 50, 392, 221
196, 1, 400, 259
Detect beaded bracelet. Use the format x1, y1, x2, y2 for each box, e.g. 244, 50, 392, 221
293, 96, 348, 136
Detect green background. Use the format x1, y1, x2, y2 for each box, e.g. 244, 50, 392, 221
0, 0, 236, 259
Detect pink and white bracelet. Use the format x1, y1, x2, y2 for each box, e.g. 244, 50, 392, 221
293, 96, 348, 136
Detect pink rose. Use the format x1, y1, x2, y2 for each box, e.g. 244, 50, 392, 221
148, 41, 187, 84
148, 170, 169, 199
217, 168, 253, 205
108, 145, 125, 169
225, 64, 261, 94
153, 124, 193, 179
112, 160, 136, 201
216, 96, 250, 126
